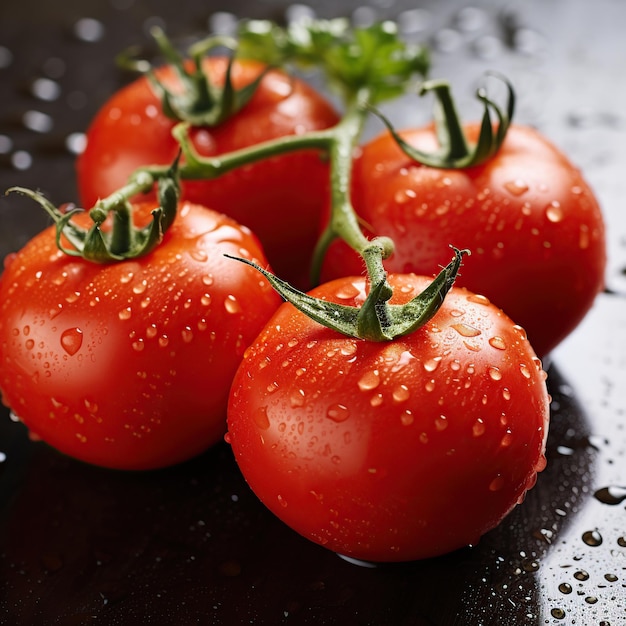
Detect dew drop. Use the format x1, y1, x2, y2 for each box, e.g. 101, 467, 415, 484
472, 419, 485, 437
488, 366, 502, 380
581, 529, 603, 547
550, 608, 565, 620
118, 307, 132, 321
358, 369, 380, 391
22, 110, 53, 133
334, 282, 361, 300
435, 415, 448, 431
502, 387, 511, 401
504, 179, 529, 196
594, 485, 626, 505
370, 393, 383, 407
60, 327, 83, 356
546, 201, 564, 223
573, 570, 589, 581
327, 404, 350, 423
489, 475, 505, 491
400, 410, 414, 426
224, 295, 241, 314
132, 339, 145, 352
467, 293, 490, 306
488, 336, 507, 350
392, 385, 410, 403
253, 406, 270, 430
277, 494, 288, 508
423, 356, 442, 372
290, 389, 305, 408
451, 323, 481, 337
519, 363, 532, 379
558, 582, 572, 594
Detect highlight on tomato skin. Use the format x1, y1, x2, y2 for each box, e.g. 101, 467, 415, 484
0, 201, 282, 471
76, 56, 340, 289
226, 273, 551, 563
319, 123, 607, 358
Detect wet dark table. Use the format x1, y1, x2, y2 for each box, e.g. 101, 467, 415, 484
1, 0, 625, 624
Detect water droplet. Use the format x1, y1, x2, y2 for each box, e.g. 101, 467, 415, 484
504, 179, 529, 196
22, 110, 53, 133
594, 485, 626, 505
573, 570, 589, 581
581, 529, 603, 547
224, 295, 241, 314
579, 224, 590, 249
31, 77, 61, 101
423, 356, 442, 372
370, 393, 383, 407
488, 366, 502, 380
488, 336, 507, 350
132, 339, 145, 352
11, 150, 32, 170
118, 307, 132, 320
392, 385, 410, 403
451, 323, 481, 337
334, 282, 361, 300
0, 451, 6, 464
558, 582, 572, 594
327, 404, 350, 423
489, 475, 505, 491
358, 369, 380, 391
60, 327, 83, 355
604, 573, 618, 582
253, 406, 270, 430
472, 419, 485, 437
73, 17, 105, 42
519, 363, 531, 379
277, 494, 288, 508
550, 607, 566, 620
290, 389, 305, 408
65, 132, 86, 155
435, 415, 448, 431
400, 410, 414, 426
546, 200, 564, 223
584, 596, 598, 605
467, 293, 490, 306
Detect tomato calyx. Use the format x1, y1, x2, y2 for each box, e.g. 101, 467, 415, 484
7, 161, 180, 263
370, 72, 515, 169
228, 247, 469, 341
119, 26, 268, 126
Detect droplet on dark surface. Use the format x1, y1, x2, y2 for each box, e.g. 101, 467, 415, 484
581, 529, 603, 547
593, 485, 626, 505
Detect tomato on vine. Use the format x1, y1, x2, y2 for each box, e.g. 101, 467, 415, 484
76, 28, 340, 288
319, 77, 606, 356
0, 171, 281, 470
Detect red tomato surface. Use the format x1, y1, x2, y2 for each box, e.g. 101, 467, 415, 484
0, 201, 281, 470
320, 124, 606, 356
227, 274, 550, 562
77, 57, 339, 288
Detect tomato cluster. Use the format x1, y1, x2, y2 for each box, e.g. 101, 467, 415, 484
0, 20, 605, 562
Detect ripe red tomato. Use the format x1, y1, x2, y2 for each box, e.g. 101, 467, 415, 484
0, 200, 281, 470
77, 57, 340, 288
320, 124, 606, 356
227, 273, 550, 562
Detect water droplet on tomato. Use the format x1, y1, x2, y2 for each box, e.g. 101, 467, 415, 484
392, 385, 410, 403
581, 529, 603, 546
60, 327, 83, 355
472, 419, 485, 437
488, 336, 507, 350
290, 389, 305, 408
132, 339, 145, 352
545, 200, 564, 222
358, 369, 380, 391
327, 404, 350, 423
224, 294, 241, 314
435, 415, 448, 431
519, 363, 532, 379
277, 494, 288, 508
370, 393, 383, 407
488, 366, 502, 380
118, 307, 132, 321
500, 430, 513, 447
451, 323, 481, 338
504, 179, 529, 196
253, 406, 270, 430
489, 475, 505, 491
423, 356, 442, 372
334, 282, 361, 300
466, 293, 490, 306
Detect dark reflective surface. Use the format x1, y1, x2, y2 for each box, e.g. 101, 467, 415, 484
1, 1, 625, 624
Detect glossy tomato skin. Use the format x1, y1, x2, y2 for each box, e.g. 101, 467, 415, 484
0, 201, 281, 470
77, 58, 340, 288
321, 124, 606, 356
227, 274, 550, 562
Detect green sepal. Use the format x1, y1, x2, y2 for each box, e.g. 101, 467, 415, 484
6, 159, 181, 263
369, 72, 515, 168
225, 247, 469, 341
135, 26, 269, 126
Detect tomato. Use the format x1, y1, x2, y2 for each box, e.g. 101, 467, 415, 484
77, 57, 340, 288
320, 124, 606, 356
227, 273, 550, 562
0, 200, 281, 470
